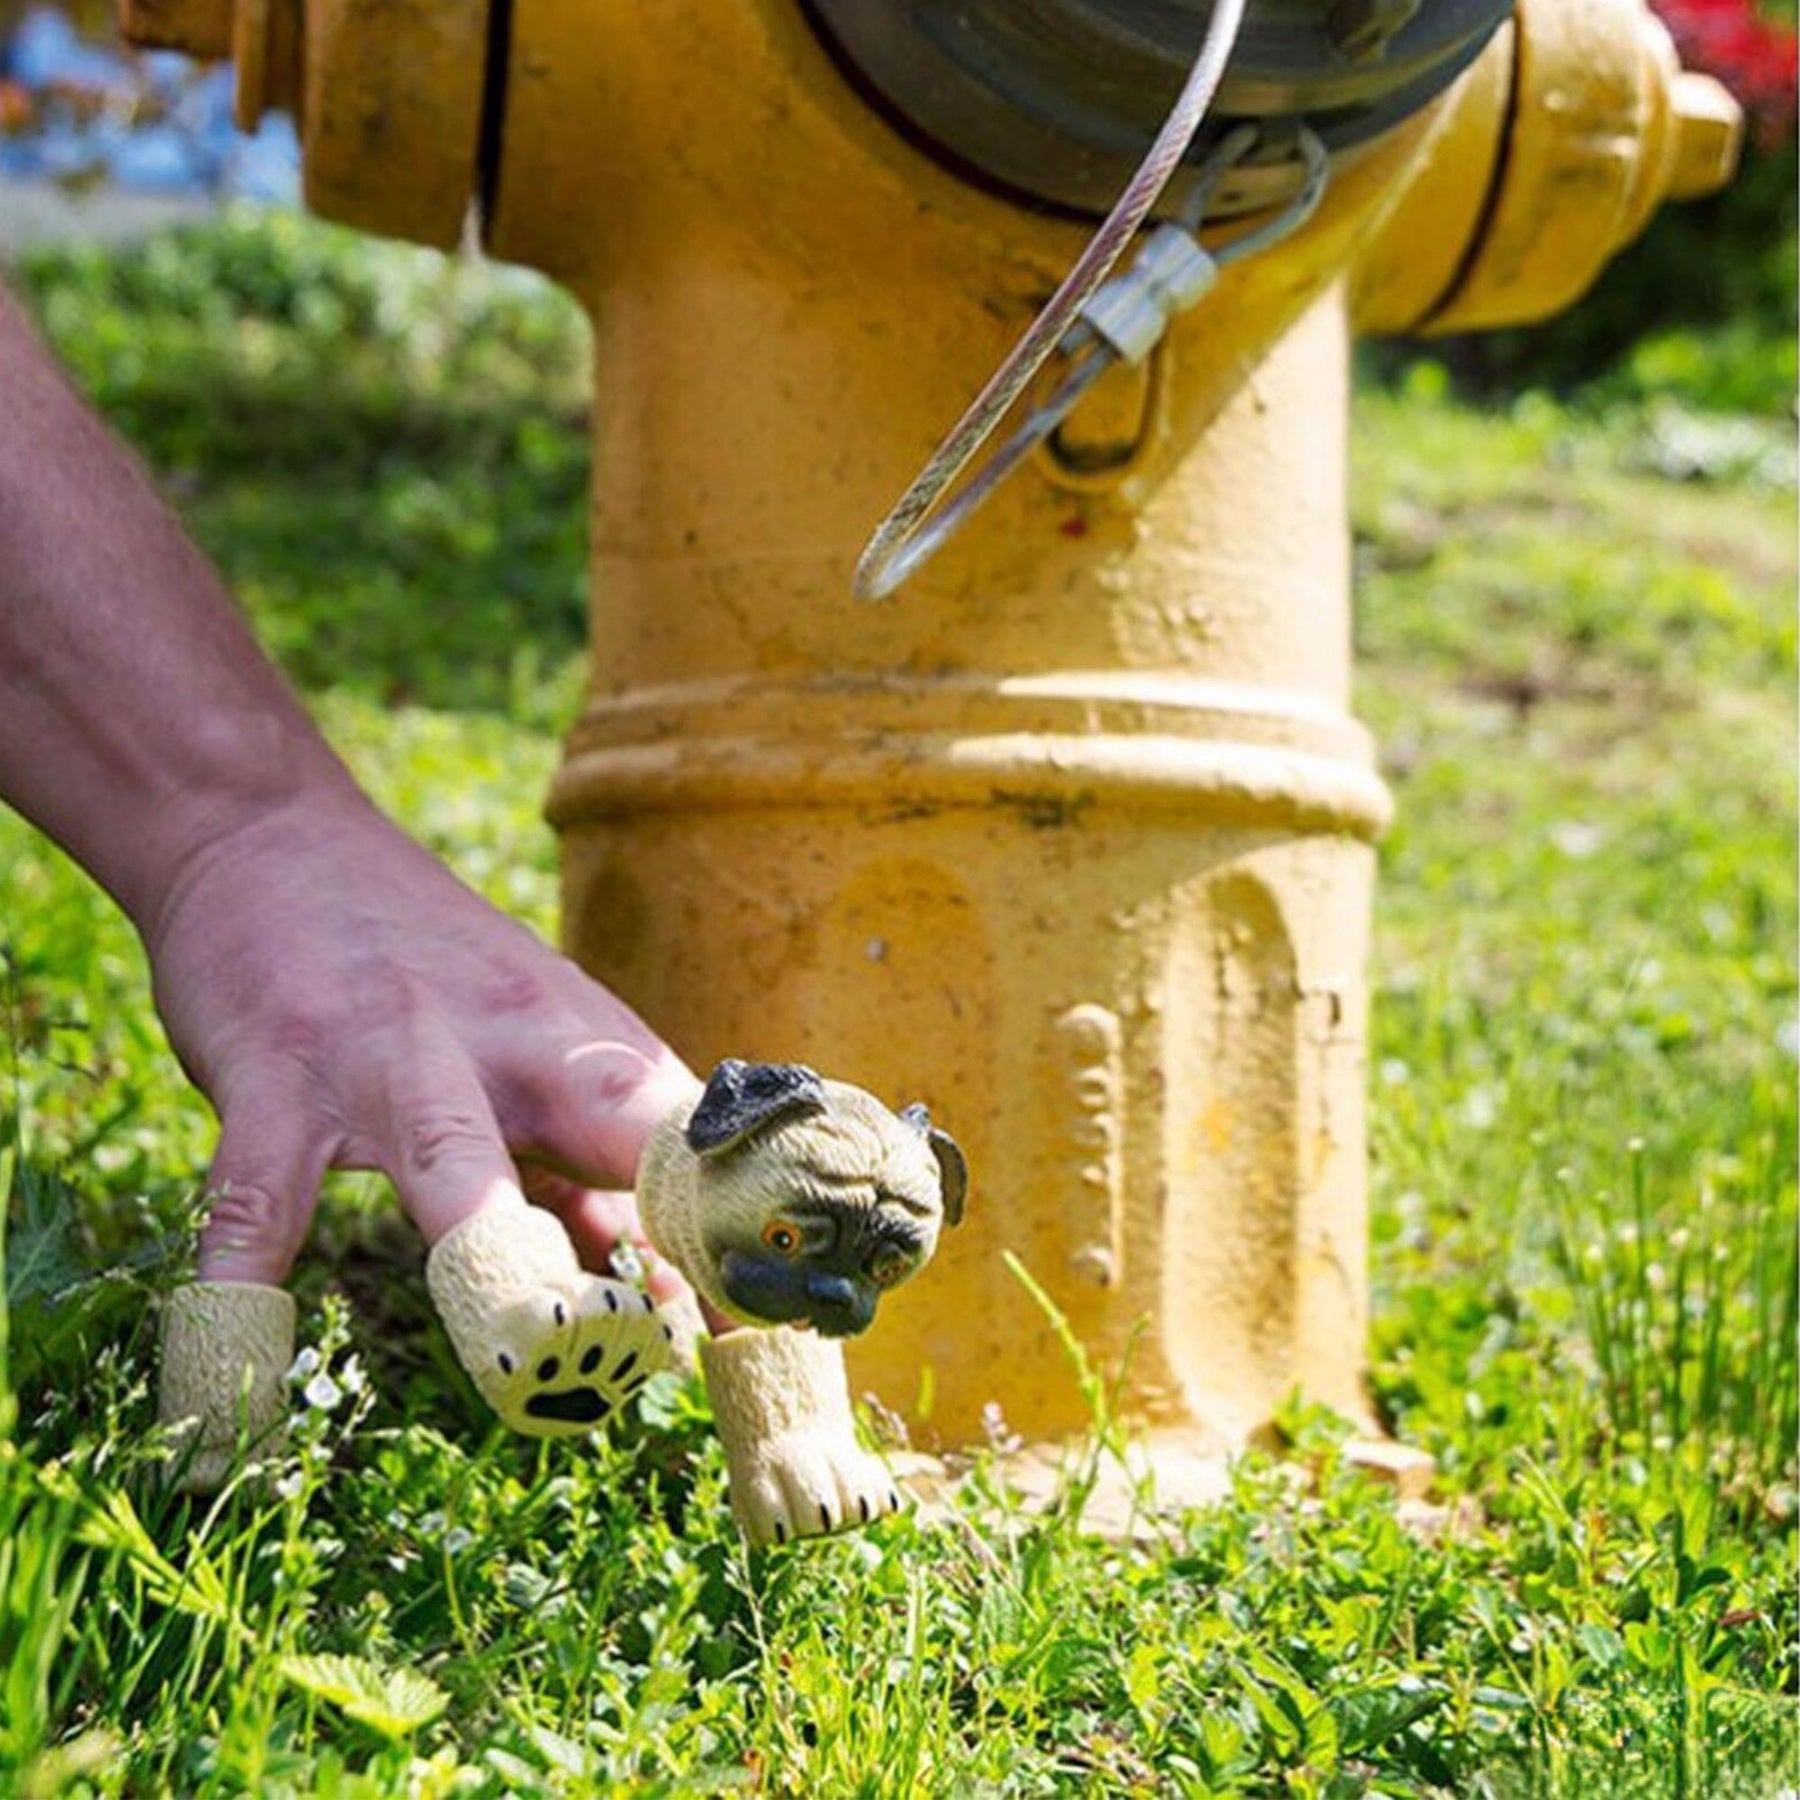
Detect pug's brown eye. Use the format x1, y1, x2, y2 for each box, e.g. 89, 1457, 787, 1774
762, 1220, 802, 1255
869, 1249, 911, 1288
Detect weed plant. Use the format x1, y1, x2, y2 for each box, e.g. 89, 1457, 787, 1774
0, 214, 1793, 1797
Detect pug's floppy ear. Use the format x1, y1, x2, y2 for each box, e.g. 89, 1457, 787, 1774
901, 1103, 969, 1227
687, 1059, 828, 1155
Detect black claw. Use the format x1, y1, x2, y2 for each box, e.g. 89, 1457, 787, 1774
497, 1352, 515, 1374
773, 1520, 787, 1545
662, 1322, 674, 1342
641, 1291, 654, 1313
859, 1496, 870, 1523
605, 1291, 619, 1313
553, 1301, 567, 1326
888, 1490, 901, 1513
819, 1502, 833, 1530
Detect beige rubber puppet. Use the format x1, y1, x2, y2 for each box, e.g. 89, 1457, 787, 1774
159, 1058, 965, 1548
424, 1196, 675, 1433
637, 1059, 967, 1546
158, 1190, 678, 1491
158, 1279, 297, 1491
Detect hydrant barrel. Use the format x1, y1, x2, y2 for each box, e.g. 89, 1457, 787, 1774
549, 298, 1387, 1448
506, 0, 1436, 1450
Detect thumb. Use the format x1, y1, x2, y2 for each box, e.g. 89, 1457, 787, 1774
534, 1043, 703, 1191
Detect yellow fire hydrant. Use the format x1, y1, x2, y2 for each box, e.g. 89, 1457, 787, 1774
126, 0, 1740, 1494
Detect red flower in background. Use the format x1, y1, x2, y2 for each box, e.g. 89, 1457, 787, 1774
1652, 0, 1799, 143
0, 79, 33, 133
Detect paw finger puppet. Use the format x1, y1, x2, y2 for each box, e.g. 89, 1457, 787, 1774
157, 1190, 681, 1492
423, 1197, 675, 1434
636, 1059, 968, 1548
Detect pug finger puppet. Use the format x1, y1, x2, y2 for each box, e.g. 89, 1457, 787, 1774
158, 1058, 965, 1551
638, 1059, 967, 1547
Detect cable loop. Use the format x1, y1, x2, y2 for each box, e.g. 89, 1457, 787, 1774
852, 0, 1252, 600
853, 123, 1332, 600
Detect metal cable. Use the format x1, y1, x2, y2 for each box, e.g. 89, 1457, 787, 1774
850, 124, 1332, 600
852, 0, 1251, 600
1209, 125, 1330, 265
1175, 122, 1263, 231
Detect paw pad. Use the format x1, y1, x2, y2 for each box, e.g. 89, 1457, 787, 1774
494, 1283, 668, 1433
427, 1203, 673, 1438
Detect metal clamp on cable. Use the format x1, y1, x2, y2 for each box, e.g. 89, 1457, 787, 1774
853, 123, 1330, 600
1080, 228, 1220, 364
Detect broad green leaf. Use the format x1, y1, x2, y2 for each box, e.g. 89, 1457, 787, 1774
1124, 1640, 1163, 1716
280, 1653, 448, 1739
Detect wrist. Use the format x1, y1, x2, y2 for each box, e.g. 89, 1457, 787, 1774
136, 752, 377, 959
124, 715, 366, 943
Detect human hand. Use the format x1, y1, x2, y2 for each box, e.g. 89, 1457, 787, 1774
144, 784, 702, 1295
0, 287, 702, 1467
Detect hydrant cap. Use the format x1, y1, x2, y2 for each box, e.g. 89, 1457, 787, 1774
807, 0, 1514, 217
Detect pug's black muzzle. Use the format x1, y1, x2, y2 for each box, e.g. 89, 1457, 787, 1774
720, 1252, 879, 1338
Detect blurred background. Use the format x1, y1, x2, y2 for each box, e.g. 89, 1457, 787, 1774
0, 10, 1791, 1791
1, 0, 1793, 409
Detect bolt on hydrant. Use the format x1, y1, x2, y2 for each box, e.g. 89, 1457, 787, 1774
129, 0, 1740, 1510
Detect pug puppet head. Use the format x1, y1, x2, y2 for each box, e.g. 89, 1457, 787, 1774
638, 1061, 968, 1338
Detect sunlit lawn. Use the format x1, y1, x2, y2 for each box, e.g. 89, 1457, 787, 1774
1, 215, 1794, 1797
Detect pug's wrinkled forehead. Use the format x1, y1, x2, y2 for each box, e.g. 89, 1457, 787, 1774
685, 1060, 966, 1227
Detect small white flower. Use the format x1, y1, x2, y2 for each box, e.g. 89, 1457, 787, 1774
609, 1241, 645, 1283
1549, 821, 1604, 859
418, 1510, 446, 1535
1379, 1058, 1411, 1087
303, 1371, 343, 1412
274, 1470, 304, 1501
444, 1526, 475, 1555
339, 1355, 367, 1395
288, 1346, 322, 1383
981, 1400, 1023, 1455
1460, 1085, 1499, 1130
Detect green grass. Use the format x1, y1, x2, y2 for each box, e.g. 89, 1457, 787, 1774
1, 213, 1794, 1797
